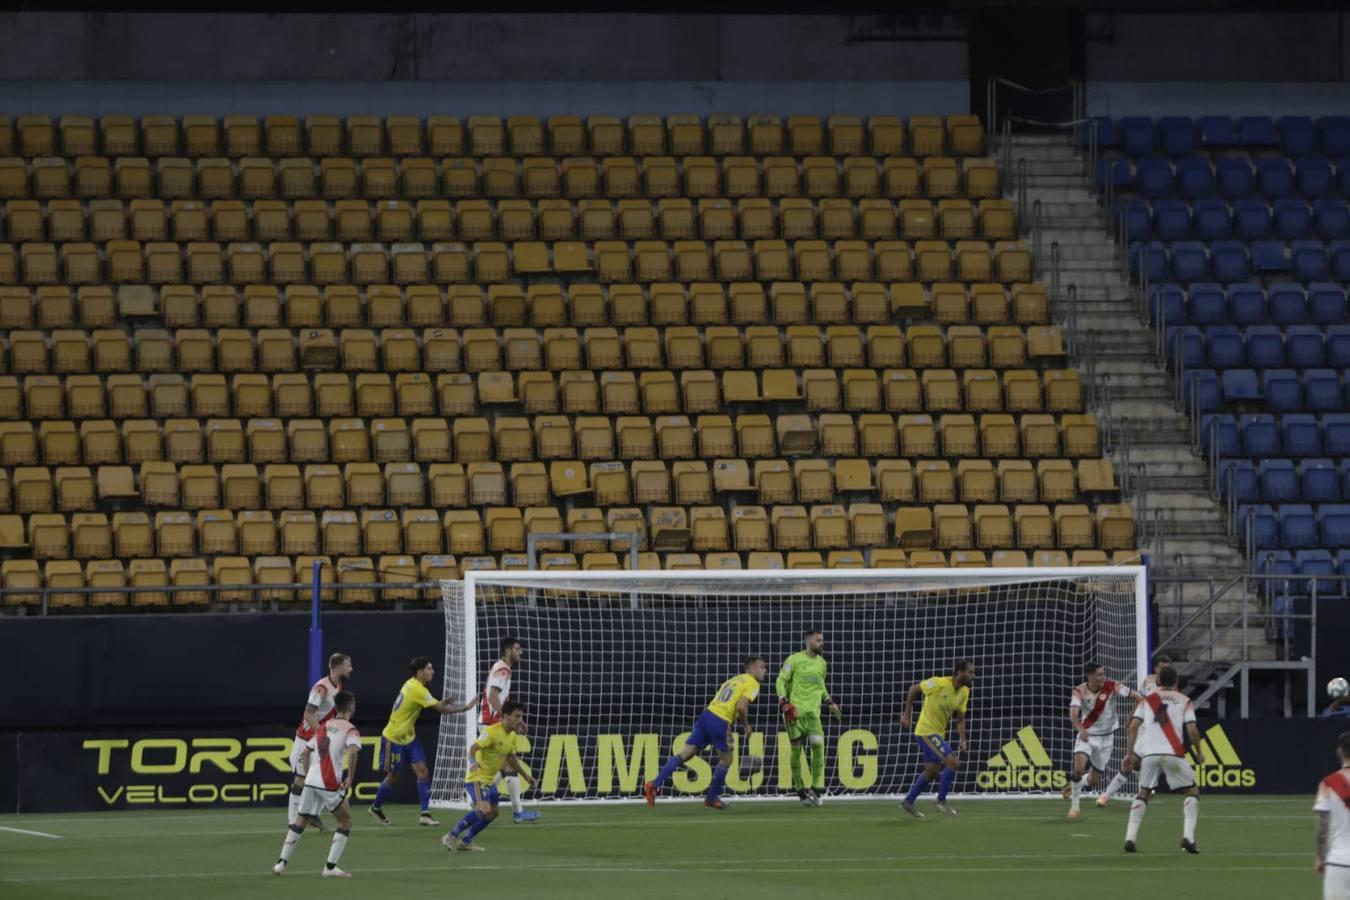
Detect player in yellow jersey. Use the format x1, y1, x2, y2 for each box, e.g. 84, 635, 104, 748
442, 701, 535, 851
369, 656, 479, 828
645, 656, 767, 810
899, 658, 976, 818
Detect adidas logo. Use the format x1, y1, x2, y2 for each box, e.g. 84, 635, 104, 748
976, 726, 1067, 790
1186, 724, 1256, 788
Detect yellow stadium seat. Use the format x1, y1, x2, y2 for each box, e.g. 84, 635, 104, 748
1096, 504, 1136, 550
916, 460, 955, 503
895, 507, 935, 549
1015, 505, 1054, 549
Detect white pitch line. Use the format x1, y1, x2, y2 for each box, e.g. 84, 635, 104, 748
0, 826, 62, 839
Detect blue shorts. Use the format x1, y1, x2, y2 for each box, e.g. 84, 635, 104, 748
466, 783, 502, 807
916, 734, 954, 765
686, 710, 732, 753
377, 737, 426, 773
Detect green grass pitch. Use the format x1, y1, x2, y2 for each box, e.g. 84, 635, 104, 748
0, 796, 1319, 899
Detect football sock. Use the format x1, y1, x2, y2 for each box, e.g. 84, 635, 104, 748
904, 773, 929, 805
507, 776, 524, 815
287, 784, 303, 826
1079, 772, 1093, 787
1182, 796, 1198, 842
416, 778, 431, 812
1070, 779, 1082, 811
465, 813, 493, 841
652, 754, 683, 788
937, 766, 956, 801
788, 745, 804, 790
371, 779, 393, 810
325, 828, 349, 869
809, 744, 825, 791
451, 810, 480, 838
707, 764, 729, 802
1126, 798, 1148, 842
278, 824, 303, 863
1103, 772, 1128, 800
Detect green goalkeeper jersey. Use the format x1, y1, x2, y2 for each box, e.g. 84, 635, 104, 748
776, 651, 829, 712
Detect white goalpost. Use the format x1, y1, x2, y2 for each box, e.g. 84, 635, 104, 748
430, 567, 1148, 809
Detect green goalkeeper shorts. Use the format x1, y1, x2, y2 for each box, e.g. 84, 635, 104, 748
783, 709, 823, 742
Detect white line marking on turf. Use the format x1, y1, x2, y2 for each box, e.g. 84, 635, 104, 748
1070, 833, 1091, 837
0, 826, 61, 839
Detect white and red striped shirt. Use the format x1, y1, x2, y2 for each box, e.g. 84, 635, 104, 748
1069, 679, 1133, 736
481, 660, 512, 726
1130, 689, 1195, 757
295, 676, 341, 740
1314, 769, 1350, 867
304, 718, 361, 791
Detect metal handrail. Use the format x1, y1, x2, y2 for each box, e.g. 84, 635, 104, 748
1030, 198, 1042, 275
1016, 157, 1028, 225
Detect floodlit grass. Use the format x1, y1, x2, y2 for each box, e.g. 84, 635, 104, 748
0, 795, 1318, 899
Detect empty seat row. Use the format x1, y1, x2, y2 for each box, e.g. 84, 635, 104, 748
1198, 413, 1350, 458
1102, 157, 1350, 199
1149, 282, 1348, 327
1213, 368, 1350, 410
1255, 549, 1350, 596
1219, 458, 1350, 504
1236, 503, 1350, 550
0, 197, 1018, 244
0, 237, 1034, 287
0, 280, 1052, 332
0, 114, 983, 160
1124, 197, 1350, 242
1132, 239, 1350, 284
1087, 115, 1350, 159
1165, 324, 1350, 370
0, 155, 1001, 203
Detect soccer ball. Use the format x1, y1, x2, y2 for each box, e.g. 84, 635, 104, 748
739, 754, 765, 776
1328, 677, 1349, 700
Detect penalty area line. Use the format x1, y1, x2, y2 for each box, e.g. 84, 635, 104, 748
0, 826, 62, 839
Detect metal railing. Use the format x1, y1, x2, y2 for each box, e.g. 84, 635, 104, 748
985, 76, 1086, 147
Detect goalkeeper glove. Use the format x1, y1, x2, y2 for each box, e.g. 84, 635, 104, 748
779, 698, 798, 722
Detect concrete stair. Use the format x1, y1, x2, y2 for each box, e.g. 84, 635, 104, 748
1006, 134, 1274, 668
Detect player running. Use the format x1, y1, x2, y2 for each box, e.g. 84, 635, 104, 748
1122, 665, 1204, 854
1064, 661, 1142, 819
369, 656, 480, 828
645, 655, 768, 810
1315, 731, 1350, 898
481, 635, 540, 823
287, 652, 353, 829
1141, 654, 1172, 695
443, 700, 536, 852
272, 690, 360, 878
899, 658, 975, 818
776, 629, 842, 807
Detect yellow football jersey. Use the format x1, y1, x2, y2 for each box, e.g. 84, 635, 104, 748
466, 722, 519, 786
706, 673, 761, 724
380, 677, 440, 745
914, 675, 970, 738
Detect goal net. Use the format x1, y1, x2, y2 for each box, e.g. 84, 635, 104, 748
430, 567, 1147, 808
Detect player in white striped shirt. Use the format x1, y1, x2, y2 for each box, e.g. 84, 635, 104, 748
1315, 731, 1350, 899
482, 635, 540, 823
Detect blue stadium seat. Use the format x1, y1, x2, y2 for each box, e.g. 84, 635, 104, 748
1292, 240, 1329, 281
1260, 459, 1300, 502
1216, 159, 1255, 198
1175, 159, 1214, 199
1166, 325, 1205, 367
1130, 241, 1168, 283
1255, 159, 1294, 196
1096, 158, 1134, 191
1193, 197, 1232, 240
1320, 117, 1350, 157
1338, 160, 1350, 197
1319, 505, 1350, 549
1241, 413, 1281, 456
1277, 116, 1316, 157
1331, 241, 1350, 280
1274, 199, 1312, 239
1300, 459, 1341, 503
1339, 550, 1350, 582
1304, 369, 1343, 411
1158, 116, 1198, 158
1249, 240, 1288, 275
1278, 504, 1318, 548
1287, 325, 1327, 368
1238, 116, 1277, 148
1219, 459, 1259, 502
1297, 158, 1334, 196
1199, 116, 1237, 149
1256, 549, 1294, 579
1211, 240, 1250, 282
1244, 325, 1284, 368
1206, 325, 1247, 368
1227, 283, 1267, 324
1184, 369, 1221, 412
1083, 116, 1118, 149
1294, 548, 1336, 596
1222, 369, 1260, 402
1170, 241, 1209, 282
1313, 199, 1350, 241
1308, 283, 1347, 323
1124, 200, 1152, 241
1153, 199, 1192, 241
1325, 413, 1350, 456
1137, 159, 1175, 198
1283, 414, 1324, 457
1326, 326, 1350, 367
1242, 505, 1279, 549
1120, 116, 1156, 158
1200, 414, 1239, 456
1262, 369, 1302, 412
1268, 284, 1308, 325
1343, 461, 1350, 500
1149, 283, 1187, 325
1233, 197, 1272, 240
1188, 282, 1227, 324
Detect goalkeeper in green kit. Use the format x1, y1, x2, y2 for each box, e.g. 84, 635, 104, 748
776, 628, 842, 807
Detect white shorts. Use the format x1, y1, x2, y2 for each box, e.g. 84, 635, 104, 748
289, 737, 309, 777
1326, 865, 1350, 900
1073, 733, 1115, 773
298, 785, 346, 817
1137, 755, 1196, 791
